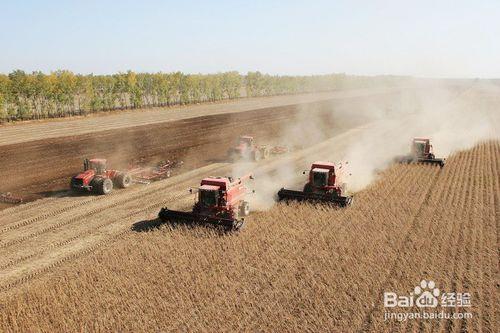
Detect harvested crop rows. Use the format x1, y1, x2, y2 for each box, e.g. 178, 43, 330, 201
0, 141, 497, 332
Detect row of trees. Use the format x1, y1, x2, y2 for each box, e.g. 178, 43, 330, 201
0, 70, 406, 122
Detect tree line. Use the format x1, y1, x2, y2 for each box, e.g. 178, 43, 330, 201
0, 70, 406, 122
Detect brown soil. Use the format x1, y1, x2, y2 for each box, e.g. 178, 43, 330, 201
0, 93, 393, 208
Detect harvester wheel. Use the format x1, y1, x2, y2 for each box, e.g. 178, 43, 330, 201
240, 201, 250, 216
116, 173, 132, 188
93, 178, 113, 195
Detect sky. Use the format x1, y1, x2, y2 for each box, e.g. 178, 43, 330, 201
0, 0, 499, 78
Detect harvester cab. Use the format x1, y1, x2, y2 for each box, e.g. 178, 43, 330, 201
278, 161, 353, 207
412, 138, 433, 159
198, 185, 220, 207
159, 173, 254, 231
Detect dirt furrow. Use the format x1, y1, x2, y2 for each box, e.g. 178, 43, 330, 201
0, 163, 228, 246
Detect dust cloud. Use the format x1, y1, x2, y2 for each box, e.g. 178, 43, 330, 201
234, 81, 500, 210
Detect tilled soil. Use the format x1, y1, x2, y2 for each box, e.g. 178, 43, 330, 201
0, 92, 397, 207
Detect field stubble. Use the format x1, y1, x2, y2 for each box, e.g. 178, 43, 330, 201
0, 141, 498, 332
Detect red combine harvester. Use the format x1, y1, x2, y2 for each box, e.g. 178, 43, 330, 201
159, 173, 254, 231
277, 161, 353, 207
228, 135, 270, 161
70, 158, 131, 195
396, 138, 445, 167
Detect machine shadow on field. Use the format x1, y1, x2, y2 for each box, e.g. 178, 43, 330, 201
36, 189, 88, 198
131, 218, 165, 232
131, 218, 230, 237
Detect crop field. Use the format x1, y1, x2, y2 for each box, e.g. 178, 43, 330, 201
0, 85, 498, 332
0, 140, 497, 332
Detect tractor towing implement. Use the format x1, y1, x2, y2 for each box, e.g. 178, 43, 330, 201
277, 161, 353, 207
395, 138, 445, 167
70, 158, 131, 195
159, 173, 254, 231
228, 135, 269, 162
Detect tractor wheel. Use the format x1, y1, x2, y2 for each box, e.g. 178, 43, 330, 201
93, 178, 113, 195
253, 150, 261, 161
262, 148, 270, 159
116, 173, 132, 188
240, 201, 250, 216
70, 176, 80, 192
303, 183, 314, 193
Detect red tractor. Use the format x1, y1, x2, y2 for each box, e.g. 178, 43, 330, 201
70, 158, 132, 195
159, 173, 254, 231
396, 138, 445, 167
227, 135, 269, 162
277, 161, 353, 207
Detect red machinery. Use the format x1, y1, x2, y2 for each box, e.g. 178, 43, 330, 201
70, 158, 131, 195
396, 138, 445, 167
277, 161, 353, 206
228, 135, 270, 161
0, 192, 23, 204
159, 173, 254, 231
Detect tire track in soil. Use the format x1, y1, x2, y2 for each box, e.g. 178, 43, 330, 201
0, 160, 231, 291
0, 195, 111, 233
0, 188, 194, 290
0, 132, 352, 291
0, 200, 165, 293
358, 164, 442, 333
0, 163, 227, 250
0, 164, 214, 272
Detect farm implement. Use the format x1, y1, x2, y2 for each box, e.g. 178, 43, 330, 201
395, 138, 445, 167
277, 161, 353, 207
228, 135, 290, 162
0, 192, 23, 204
127, 160, 182, 184
159, 173, 254, 231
